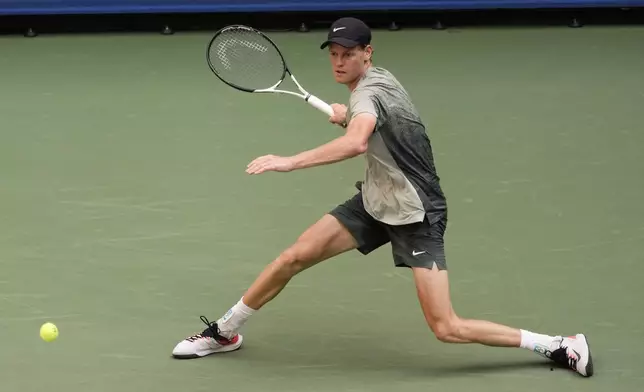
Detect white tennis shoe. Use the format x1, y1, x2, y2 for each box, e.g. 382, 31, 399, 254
172, 316, 243, 359
546, 333, 594, 377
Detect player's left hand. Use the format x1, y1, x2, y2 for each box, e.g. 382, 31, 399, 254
246, 154, 295, 174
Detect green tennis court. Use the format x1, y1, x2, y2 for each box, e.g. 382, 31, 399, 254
1, 26, 643, 392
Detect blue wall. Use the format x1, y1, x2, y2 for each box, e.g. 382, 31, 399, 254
1, 0, 643, 15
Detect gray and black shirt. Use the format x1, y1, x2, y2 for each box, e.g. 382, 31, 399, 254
348, 66, 447, 226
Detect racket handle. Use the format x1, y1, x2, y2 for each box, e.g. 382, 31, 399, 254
305, 94, 334, 118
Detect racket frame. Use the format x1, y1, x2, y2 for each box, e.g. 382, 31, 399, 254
206, 25, 335, 118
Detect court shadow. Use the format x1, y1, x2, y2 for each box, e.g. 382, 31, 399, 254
418, 358, 555, 377
216, 334, 557, 379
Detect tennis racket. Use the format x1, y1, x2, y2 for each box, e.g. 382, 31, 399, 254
206, 25, 334, 118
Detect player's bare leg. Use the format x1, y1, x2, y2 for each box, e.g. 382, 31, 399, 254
411, 266, 594, 377
241, 214, 357, 309
411, 267, 520, 345
172, 214, 357, 359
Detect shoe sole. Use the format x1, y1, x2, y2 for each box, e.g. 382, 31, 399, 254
579, 333, 594, 377
172, 335, 243, 359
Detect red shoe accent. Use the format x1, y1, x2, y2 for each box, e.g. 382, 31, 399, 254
216, 334, 239, 345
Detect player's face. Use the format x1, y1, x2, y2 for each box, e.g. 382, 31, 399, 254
328, 43, 372, 85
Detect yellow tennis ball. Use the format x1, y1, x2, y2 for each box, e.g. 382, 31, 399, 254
40, 322, 58, 342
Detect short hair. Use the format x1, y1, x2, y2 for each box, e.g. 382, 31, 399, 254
359, 44, 373, 63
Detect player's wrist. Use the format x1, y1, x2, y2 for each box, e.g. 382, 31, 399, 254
288, 155, 303, 170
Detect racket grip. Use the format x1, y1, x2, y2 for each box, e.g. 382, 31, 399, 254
306, 94, 334, 118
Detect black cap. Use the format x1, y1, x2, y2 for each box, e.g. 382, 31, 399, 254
320, 17, 371, 49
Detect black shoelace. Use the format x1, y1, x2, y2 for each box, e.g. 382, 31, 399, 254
550, 342, 579, 370
186, 316, 222, 342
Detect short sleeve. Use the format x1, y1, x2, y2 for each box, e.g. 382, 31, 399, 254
349, 87, 378, 122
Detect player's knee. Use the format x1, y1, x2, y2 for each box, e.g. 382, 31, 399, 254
429, 316, 461, 343
273, 248, 301, 277
431, 320, 454, 342
273, 241, 319, 277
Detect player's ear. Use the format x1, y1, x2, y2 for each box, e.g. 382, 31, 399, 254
363, 45, 373, 63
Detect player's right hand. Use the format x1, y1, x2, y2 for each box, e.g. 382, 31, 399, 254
329, 103, 347, 127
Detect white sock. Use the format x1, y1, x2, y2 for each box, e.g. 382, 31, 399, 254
217, 297, 256, 339
520, 329, 555, 358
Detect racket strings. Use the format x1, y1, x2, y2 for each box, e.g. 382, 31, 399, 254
209, 28, 285, 91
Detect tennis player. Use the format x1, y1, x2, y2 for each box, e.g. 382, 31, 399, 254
172, 17, 593, 377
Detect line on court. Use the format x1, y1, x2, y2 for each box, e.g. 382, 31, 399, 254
57, 186, 112, 192
138, 198, 211, 207
499, 179, 533, 185
92, 232, 187, 243
282, 364, 338, 369
100, 353, 145, 360
548, 234, 644, 252
0, 314, 81, 322
392, 271, 412, 281
95, 243, 177, 256
58, 200, 173, 213
0, 293, 49, 298
0, 295, 45, 314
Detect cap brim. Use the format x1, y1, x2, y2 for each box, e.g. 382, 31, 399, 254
320, 37, 361, 49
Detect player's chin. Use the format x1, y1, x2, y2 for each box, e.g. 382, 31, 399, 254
333, 72, 349, 83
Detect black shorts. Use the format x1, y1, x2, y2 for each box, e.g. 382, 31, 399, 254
328, 191, 448, 270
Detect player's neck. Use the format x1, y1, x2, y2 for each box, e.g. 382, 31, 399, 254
347, 63, 372, 92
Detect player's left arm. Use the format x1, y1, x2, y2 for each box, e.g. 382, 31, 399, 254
245, 113, 376, 175
289, 113, 376, 170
